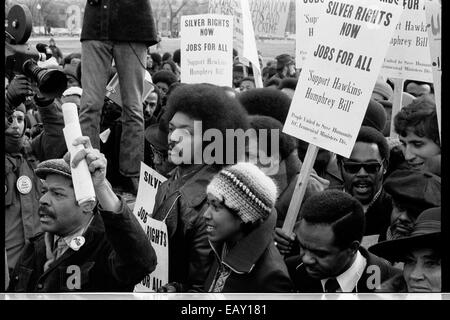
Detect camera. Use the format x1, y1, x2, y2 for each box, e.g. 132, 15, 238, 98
5, 4, 67, 98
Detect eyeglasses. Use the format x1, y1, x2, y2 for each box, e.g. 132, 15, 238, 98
342, 160, 383, 174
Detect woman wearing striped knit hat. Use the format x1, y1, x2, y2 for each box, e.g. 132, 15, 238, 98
203, 162, 293, 292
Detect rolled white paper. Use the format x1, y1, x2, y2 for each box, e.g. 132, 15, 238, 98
62, 103, 96, 208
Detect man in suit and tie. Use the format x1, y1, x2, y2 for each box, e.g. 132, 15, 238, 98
286, 190, 400, 293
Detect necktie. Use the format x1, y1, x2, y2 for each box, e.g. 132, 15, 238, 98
54, 238, 68, 260
324, 278, 341, 293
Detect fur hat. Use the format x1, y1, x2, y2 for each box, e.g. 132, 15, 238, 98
35, 158, 72, 180
206, 162, 278, 223
275, 54, 294, 69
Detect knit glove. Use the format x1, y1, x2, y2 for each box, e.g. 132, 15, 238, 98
5, 75, 33, 108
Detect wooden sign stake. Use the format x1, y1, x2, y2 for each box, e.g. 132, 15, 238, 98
281, 144, 319, 234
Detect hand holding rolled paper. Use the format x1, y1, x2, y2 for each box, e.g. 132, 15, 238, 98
69, 136, 108, 188
62, 103, 97, 209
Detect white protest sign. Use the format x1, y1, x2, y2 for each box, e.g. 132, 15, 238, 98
424, 0, 441, 139
249, 0, 290, 38
296, 0, 328, 69
240, 0, 263, 87
180, 14, 233, 86
133, 163, 168, 292
381, 0, 433, 82
283, 0, 403, 158
208, 0, 244, 58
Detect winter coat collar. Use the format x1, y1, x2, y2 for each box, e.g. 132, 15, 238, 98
209, 209, 276, 274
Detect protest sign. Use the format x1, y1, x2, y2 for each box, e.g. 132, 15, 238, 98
296, 0, 328, 69
381, 0, 433, 82
284, 0, 403, 157
249, 0, 290, 38
208, 0, 263, 87
241, 0, 263, 87
133, 163, 168, 292
208, 0, 244, 58
282, 0, 403, 234
425, 0, 441, 139
180, 14, 233, 87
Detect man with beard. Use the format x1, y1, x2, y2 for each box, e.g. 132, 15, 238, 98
380, 170, 440, 241
337, 126, 393, 237
8, 137, 156, 292
286, 190, 400, 293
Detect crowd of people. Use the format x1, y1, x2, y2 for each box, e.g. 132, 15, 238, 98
4, 2, 441, 294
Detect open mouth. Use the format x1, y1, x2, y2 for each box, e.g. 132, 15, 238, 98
39, 214, 54, 223
206, 225, 216, 233
353, 181, 372, 194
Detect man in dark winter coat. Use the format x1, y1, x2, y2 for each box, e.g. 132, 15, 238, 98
8, 137, 156, 292
5, 76, 67, 273
337, 126, 393, 237
79, 0, 159, 190
154, 84, 250, 292
286, 190, 400, 293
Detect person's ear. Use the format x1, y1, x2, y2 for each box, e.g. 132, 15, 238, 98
348, 240, 360, 255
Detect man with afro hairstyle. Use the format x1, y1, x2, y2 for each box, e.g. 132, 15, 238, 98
152, 70, 179, 99
154, 84, 250, 292
238, 88, 292, 123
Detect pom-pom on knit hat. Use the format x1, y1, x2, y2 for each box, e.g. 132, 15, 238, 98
206, 162, 277, 224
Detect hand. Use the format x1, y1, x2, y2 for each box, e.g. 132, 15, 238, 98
157, 282, 182, 293
274, 228, 296, 256
6, 75, 34, 107
64, 136, 107, 188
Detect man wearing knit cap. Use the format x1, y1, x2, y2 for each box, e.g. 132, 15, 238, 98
8, 137, 156, 292
286, 190, 400, 293
201, 162, 293, 292
337, 126, 393, 237
380, 170, 441, 242
362, 99, 388, 133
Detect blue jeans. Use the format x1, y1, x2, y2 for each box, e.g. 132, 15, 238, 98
80, 40, 147, 177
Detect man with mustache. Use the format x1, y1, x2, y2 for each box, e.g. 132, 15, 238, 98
381, 170, 441, 241
8, 136, 156, 292
337, 126, 393, 237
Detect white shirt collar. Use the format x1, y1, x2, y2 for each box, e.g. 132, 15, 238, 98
321, 250, 367, 293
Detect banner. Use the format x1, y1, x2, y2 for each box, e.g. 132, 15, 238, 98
133, 163, 168, 292
249, 0, 290, 38
296, 0, 327, 69
424, 0, 441, 138
208, 0, 244, 58
283, 0, 403, 157
180, 14, 233, 86
381, 0, 433, 82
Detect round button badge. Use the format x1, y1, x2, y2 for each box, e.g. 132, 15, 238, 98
16, 176, 32, 194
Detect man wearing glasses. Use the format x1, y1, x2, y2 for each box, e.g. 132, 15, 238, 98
337, 126, 393, 238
